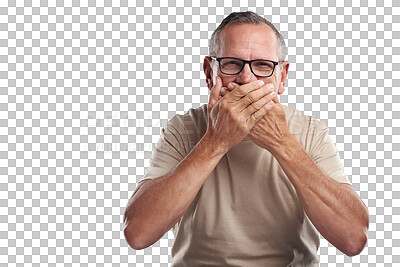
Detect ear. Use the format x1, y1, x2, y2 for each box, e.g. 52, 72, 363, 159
278, 61, 289, 95
203, 56, 214, 91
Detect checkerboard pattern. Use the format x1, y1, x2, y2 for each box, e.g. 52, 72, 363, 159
0, 0, 399, 266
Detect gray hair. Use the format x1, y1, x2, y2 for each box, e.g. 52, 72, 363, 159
208, 11, 287, 62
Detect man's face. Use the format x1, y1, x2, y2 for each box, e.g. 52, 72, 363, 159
204, 23, 289, 95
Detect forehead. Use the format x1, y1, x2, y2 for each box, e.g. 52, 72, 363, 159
217, 23, 279, 60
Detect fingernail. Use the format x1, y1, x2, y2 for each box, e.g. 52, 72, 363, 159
268, 84, 275, 90
227, 83, 234, 90
258, 80, 264, 86
270, 91, 276, 97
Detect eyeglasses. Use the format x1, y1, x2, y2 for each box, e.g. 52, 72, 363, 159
210, 56, 283, 77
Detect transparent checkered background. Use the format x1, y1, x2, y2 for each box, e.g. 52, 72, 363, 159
0, 0, 399, 266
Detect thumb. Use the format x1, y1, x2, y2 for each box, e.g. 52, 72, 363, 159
208, 76, 223, 110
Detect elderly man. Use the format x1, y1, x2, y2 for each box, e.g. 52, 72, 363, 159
123, 11, 369, 266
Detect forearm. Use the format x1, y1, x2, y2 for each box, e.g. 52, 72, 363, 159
124, 134, 225, 250
270, 135, 369, 256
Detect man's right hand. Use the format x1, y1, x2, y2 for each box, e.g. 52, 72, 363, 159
205, 76, 276, 153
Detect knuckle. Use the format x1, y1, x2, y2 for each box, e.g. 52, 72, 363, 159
246, 93, 256, 104
251, 113, 260, 122
252, 101, 263, 110
243, 83, 256, 93
249, 89, 264, 102
264, 101, 274, 110
247, 100, 258, 111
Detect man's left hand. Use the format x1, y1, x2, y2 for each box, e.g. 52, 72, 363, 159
248, 95, 291, 152
220, 81, 369, 256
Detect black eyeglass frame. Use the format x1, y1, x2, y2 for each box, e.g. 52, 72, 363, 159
210, 56, 284, 78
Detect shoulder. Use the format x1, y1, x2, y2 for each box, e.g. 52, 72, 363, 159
162, 104, 208, 152
282, 104, 327, 137
282, 104, 332, 155
167, 104, 208, 132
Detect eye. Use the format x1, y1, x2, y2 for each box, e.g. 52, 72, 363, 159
253, 61, 273, 68
223, 60, 241, 67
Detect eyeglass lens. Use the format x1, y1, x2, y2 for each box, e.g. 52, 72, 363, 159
219, 58, 274, 76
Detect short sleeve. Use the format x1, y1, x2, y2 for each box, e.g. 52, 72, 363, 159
309, 124, 351, 184
142, 116, 187, 181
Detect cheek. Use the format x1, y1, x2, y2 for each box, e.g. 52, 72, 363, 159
268, 73, 281, 93
220, 75, 237, 87
215, 68, 236, 86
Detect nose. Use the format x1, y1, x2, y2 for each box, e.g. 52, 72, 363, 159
236, 62, 258, 85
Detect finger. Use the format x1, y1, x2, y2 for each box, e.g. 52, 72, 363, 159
247, 100, 275, 126
226, 82, 239, 92
243, 90, 276, 117
220, 87, 227, 97
221, 83, 239, 98
227, 80, 265, 101
239, 84, 275, 109
208, 76, 223, 110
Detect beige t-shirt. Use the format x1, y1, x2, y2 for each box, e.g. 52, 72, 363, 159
142, 104, 350, 267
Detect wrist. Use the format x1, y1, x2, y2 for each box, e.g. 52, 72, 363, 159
269, 134, 301, 160
200, 131, 229, 157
